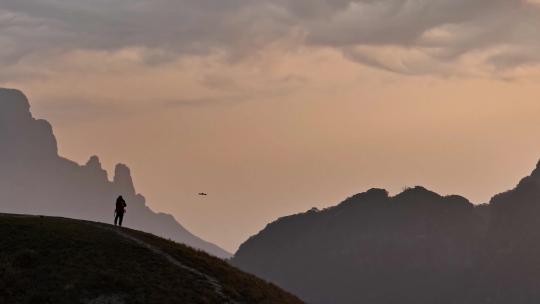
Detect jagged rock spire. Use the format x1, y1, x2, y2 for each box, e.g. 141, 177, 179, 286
84, 155, 108, 181
85, 156, 102, 169
113, 163, 136, 196
0, 88, 31, 120
0, 88, 58, 158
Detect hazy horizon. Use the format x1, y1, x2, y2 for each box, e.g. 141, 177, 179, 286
2, 0, 540, 252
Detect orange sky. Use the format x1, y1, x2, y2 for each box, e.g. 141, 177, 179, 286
2, 1, 540, 251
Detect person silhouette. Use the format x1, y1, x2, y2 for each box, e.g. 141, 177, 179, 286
114, 195, 127, 227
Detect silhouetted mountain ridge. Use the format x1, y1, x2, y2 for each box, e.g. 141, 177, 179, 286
0, 88, 230, 258
233, 163, 540, 303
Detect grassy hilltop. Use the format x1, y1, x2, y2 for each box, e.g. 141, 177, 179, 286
0, 214, 303, 304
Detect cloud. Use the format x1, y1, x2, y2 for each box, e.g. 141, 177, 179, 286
1, 0, 540, 75
0, 0, 291, 61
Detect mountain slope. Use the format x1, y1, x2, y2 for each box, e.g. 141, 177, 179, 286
0, 88, 230, 258
232, 161, 540, 304
0, 214, 303, 304
233, 187, 482, 303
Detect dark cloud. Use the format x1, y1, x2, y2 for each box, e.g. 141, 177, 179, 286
0, 0, 290, 56
487, 51, 540, 71
1, 0, 540, 74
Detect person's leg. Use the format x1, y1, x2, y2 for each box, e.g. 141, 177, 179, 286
119, 213, 124, 227
114, 213, 119, 226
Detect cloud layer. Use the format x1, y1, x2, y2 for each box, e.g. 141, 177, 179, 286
1, 0, 540, 75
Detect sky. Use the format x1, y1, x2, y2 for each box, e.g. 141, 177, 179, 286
2, 0, 540, 252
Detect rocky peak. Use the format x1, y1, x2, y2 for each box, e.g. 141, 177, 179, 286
511, 159, 540, 190
0, 88, 58, 159
84, 155, 108, 181
531, 159, 540, 179
0, 88, 31, 121
85, 156, 102, 169
391, 186, 438, 203
113, 163, 136, 196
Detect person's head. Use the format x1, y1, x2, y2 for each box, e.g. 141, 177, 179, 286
117, 195, 123, 200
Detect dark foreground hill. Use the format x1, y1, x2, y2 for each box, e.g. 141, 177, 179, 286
0, 214, 303, 304
0, 88, 230, 258
232, 161, 540, 304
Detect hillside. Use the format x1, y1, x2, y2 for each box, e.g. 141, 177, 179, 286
0, 214, 303, 304
232, 160, 540, 304
0, 88, 230, 258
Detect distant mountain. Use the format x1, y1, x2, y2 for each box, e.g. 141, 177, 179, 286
0, 88, 231, 259
232, 161, 540, 303
0, 214, 303, 304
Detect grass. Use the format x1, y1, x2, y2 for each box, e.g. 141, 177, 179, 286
0, 214, 303, 304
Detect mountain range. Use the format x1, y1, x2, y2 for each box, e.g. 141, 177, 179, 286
0, 88, 230, 259
6, 86, 540, 303
232, 160, 540, 303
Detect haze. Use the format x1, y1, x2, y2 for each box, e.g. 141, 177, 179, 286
2, 0, 540, 252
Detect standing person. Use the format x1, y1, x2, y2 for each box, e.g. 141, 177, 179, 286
114, 195, 127, 227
